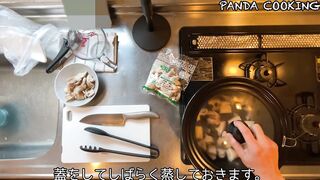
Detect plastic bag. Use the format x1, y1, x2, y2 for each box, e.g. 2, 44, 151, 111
0, 5, 62, 76
143, 49, 198, 104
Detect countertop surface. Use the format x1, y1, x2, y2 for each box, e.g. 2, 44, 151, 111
1, 2, 320, 179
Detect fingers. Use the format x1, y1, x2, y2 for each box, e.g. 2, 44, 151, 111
223, 132, 245, 158
252, 124, 277, 147
266, 136, 279, 152
250, 124, 279, 166
264, 137, 279, 166
234, 121, 256, 145
251, 123, 266, 141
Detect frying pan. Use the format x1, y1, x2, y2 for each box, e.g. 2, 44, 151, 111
181, 77, 287, 173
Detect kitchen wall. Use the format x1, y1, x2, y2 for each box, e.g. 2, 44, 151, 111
0, 0, 61, 3
1, 0, 320, 27
0, 0, 315, 5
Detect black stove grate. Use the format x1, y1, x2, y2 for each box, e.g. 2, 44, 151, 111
239, 54, 286, 88
180, 26, 320, 166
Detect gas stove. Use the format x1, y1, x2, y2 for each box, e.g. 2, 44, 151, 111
179, 26, 320, 166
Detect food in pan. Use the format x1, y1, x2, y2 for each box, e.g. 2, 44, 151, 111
64, 71, 96, 102
195, 95, 254, 162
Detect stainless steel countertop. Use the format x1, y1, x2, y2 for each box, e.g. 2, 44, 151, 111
1, 2, 320, 179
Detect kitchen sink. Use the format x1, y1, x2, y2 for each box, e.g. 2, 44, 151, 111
0, 57, 59, 159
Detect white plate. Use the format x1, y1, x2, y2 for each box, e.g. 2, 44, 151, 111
54, 63, 99, 107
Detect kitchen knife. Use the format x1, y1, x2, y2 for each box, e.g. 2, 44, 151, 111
79, 111, 159, 126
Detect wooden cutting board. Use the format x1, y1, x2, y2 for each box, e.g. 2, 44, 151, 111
61, 105, 151, 163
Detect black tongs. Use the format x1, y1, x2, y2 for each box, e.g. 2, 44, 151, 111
80, 127, 159, 159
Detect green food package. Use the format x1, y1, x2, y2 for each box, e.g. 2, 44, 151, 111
143, 49, 198, 104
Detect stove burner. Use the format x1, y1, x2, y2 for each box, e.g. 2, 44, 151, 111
301, 114, 320, 136
288, 104, 320, 143
239, 54, 286, 88
287, 92, 320, 144
255, 62, 274, 82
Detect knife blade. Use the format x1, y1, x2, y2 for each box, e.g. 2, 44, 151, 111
79, 111, 159, 126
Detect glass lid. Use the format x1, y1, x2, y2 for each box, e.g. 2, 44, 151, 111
194, 89, 275, 163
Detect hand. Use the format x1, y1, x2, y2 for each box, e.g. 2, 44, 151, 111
223, 121, 284, 180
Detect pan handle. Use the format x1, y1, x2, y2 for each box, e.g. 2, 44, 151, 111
282, 132, 306, 148
282, 136, 297, 148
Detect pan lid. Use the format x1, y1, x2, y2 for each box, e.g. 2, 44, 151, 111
194, 90, 274, 169
182, 77, 286, 172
